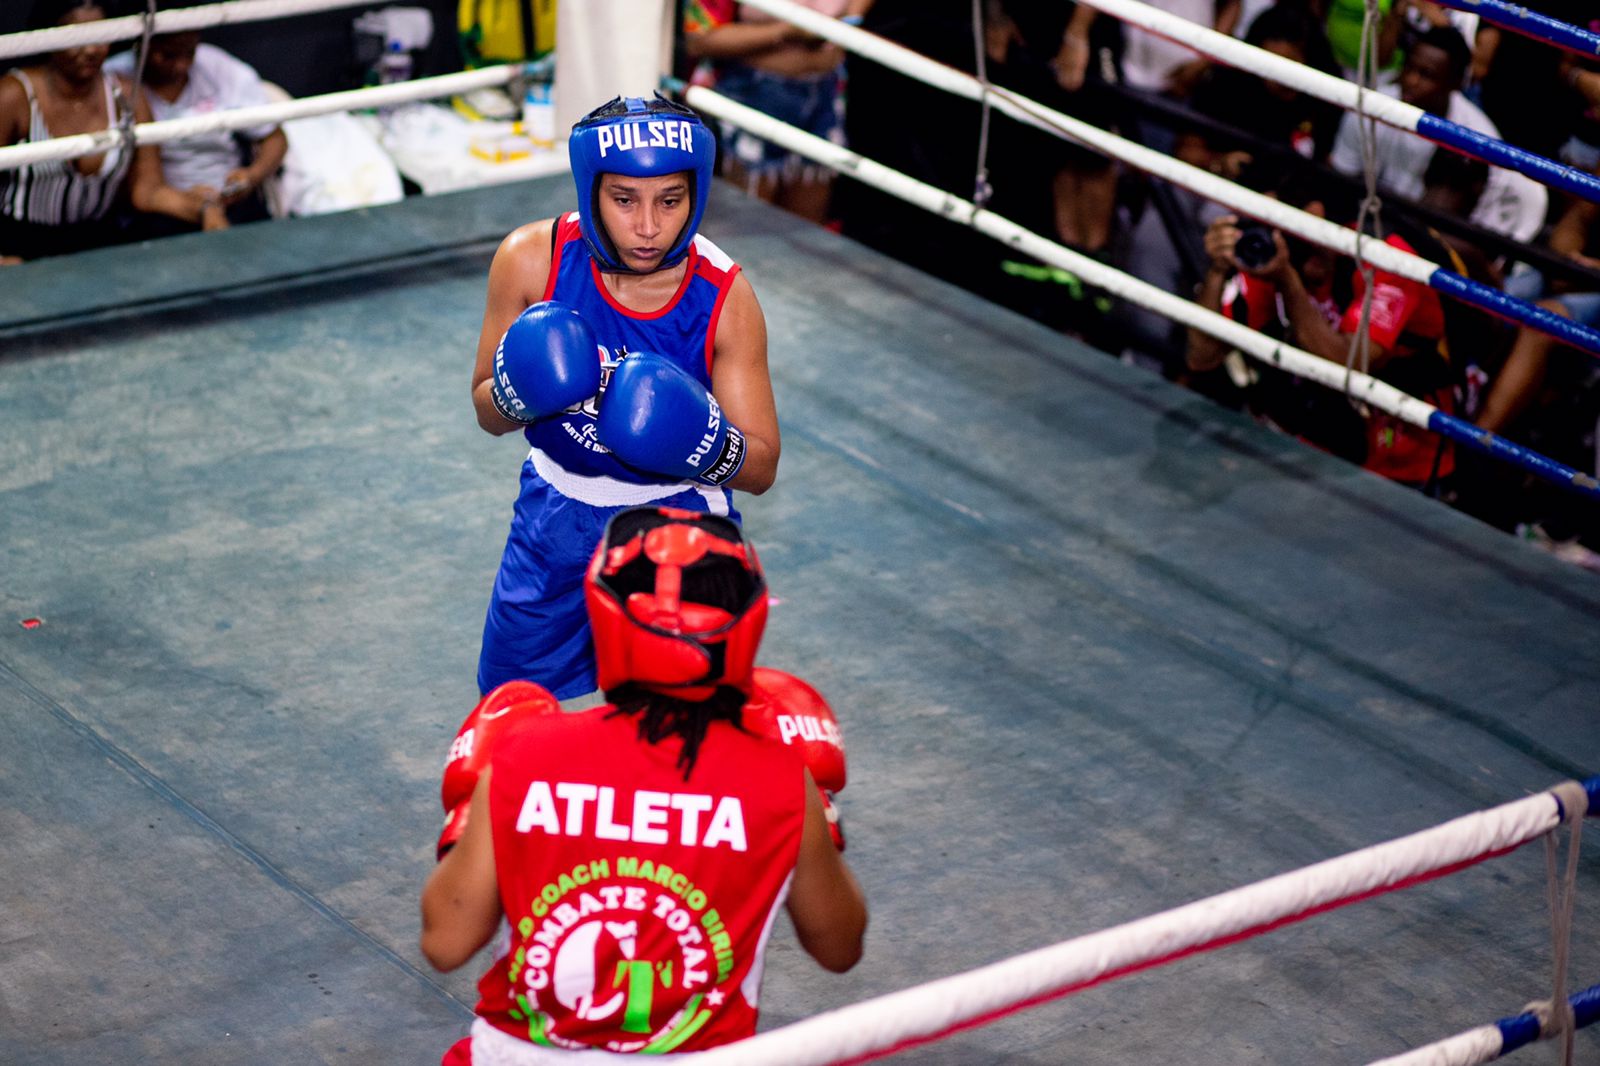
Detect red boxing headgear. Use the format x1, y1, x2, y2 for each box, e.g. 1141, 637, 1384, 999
585, 506, 768, 700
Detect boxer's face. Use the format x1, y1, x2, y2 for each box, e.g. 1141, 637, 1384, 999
596, 172, 691, 272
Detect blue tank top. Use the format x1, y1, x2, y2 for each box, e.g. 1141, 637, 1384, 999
528, 212, 741, 482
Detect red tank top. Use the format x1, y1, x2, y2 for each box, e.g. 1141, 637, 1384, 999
476, 708, 806, 1053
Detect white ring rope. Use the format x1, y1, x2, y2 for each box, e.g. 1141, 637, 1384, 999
676, 765, 1579, 1062
1069, 0, 1431, 134
0, 0, 378, 61
1367, 1027, 1507, 1066
0, 64, 522, 173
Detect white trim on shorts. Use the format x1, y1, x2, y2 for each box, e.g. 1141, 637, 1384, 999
469, 1017, 695, 1063
530, 449, 730, 515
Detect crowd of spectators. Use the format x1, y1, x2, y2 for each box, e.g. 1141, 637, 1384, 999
810, 0, 1600, 565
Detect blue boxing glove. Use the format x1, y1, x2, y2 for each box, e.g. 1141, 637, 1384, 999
489, 301, 602, 425
597, 353, 747, 486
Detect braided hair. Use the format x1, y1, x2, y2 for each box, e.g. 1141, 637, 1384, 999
606, 683, 747, 781
598, 508, 759, 779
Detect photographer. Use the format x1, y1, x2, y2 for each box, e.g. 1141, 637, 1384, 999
1186, 181, 1466, 491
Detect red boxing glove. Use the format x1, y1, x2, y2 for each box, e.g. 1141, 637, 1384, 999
744, 668, 846, 791
437, 680, 560, 858
744, 668, 848, 850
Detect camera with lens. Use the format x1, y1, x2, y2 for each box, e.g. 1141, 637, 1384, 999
1232, 222, 1279, 270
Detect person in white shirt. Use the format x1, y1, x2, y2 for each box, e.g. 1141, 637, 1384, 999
1329, 25, 1546, 243
107, 30, 286, 232
1120, 0, 1240, 99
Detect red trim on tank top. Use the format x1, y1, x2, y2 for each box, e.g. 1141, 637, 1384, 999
540, 216, 580, 303
589, 243, 698, 320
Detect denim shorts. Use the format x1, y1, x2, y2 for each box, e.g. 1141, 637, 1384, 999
1553, 291, 1600, 328
713, 65, 843, 175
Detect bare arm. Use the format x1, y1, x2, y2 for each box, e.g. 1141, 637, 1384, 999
709, 272, 780, 494
1053, 5, 1098, 91
129, 145, 211, 224
1547, 195, 1600, 260
0, 74, 26, 148
1187, 217, 1242, 373
1250, 232, 1396, 370
1570, 65, 1600, 110
786, 772, 866, 973
222, 126, 288, 207
1213, 0, 1240, 37
0, 76, 26, 261
1371, 0, 1407, 70
420, 770, 504, 971
1471, 25, 1500, 85
684, 18, 814, 60
471, 219, 557, 435
1280, 265, 1372, 365
123, 79, 211, 225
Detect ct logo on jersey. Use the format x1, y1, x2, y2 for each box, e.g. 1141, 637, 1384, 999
558, 345, 621, 454
506, 855, 740, 1054
595, 121, 696, 159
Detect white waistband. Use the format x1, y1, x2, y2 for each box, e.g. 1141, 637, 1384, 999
470, 1017, 693, 1064
530, 449, 729, 515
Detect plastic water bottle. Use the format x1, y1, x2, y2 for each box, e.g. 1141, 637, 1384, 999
378, 41, 411, 89
523, 79, 555, 150
376, 40, 412, 115
378, 40, 412, 84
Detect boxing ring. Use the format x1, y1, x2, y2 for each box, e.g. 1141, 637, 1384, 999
2, 1, 1599, 1064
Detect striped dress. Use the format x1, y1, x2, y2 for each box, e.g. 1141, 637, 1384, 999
1, 69, 131, 227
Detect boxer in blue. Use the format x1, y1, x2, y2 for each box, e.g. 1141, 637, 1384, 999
471, 94, 780, 700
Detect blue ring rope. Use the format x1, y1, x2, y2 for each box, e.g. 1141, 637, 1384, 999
1495, 980, 1600, 1054
1438, 0, 1600, 58
1426, 412, 1600, 501
1416, 114, 1600, 205
1431, 270, 1600, 359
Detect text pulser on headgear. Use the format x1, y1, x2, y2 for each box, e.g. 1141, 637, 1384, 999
596, 121, 697, 158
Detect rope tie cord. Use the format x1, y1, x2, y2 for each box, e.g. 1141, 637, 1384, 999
118, 0, 159, 160
1345, 0, 1384, 393
968, 0, 994, 209
1543, 781, 1588, 1063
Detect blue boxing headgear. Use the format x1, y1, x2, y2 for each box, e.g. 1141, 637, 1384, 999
569, 95, 716, 273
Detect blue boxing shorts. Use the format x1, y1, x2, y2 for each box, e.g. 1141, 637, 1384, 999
476, 453, 740, 700
713, 65, 843, 177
